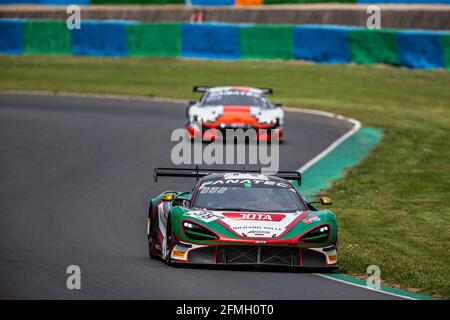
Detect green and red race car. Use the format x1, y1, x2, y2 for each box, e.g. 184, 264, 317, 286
148, 167, 338, 270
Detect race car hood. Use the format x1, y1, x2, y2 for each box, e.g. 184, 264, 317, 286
188, 105, 284, 127
214, 106, 257, 126
182, 209, 315, 239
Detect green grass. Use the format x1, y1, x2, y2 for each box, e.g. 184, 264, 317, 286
1, 55, 449, 298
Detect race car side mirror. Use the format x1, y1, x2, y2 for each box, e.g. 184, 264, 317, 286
173, 192, 192, 207
174, 198, 191, 207
308, 196, 333, 208
274, 103, 283, 108
188, 101, 196, 106
162, 193, 175, 202
320, 197, 333, 205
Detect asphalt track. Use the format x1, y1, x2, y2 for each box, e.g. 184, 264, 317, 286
0, 92, 401, 299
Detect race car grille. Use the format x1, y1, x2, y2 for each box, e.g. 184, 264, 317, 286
216, 246, 300, 267
301, 249, 327, 267
188, 247, 216, 264
202, 126, 260, 139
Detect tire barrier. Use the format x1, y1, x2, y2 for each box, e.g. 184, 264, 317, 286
181, 22, 240, 59
293, 25, 350, 63
240, 25, 294, 60
23, 19, 72, 54
127, 22, 181, 57
0, 19, 22, 54
72, 20, 128, 56
1, 0, 449, 5
348, 29, 398, 65
397, 31, 444, 69
1, 19, 449, 70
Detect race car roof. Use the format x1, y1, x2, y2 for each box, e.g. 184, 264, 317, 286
202, 172, 288, 183
153, 167, 301, 184
199, 173, 294, 189
200, 86, 269, 96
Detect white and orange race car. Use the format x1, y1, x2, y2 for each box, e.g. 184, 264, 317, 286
186, 86, 284, 142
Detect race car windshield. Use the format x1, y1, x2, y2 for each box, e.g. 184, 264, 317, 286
202, 92, 270, 108
193, 185, 306, 212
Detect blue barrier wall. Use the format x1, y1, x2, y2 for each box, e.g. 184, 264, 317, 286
0, 19, 23, 54
1, 19, 449, 70
293, 26, 350, 64
397, 31, 443, 69
71, 21, 128, 57
181, 23, 240, 60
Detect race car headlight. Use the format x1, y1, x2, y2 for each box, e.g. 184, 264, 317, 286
300, 225, 330, 243
192, 115, 217, 124
193, 115, 205, 123
183, 221, 219, 241
258, 117, 279, 126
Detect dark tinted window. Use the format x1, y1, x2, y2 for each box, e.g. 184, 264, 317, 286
202, 91, 269, 108
193, 183, 306, 212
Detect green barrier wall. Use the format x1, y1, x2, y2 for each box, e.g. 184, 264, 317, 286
348, 29, 399, 65
23, 20, 71, 55
240, 25, 294, 60
2, 19, 448, 70
126, 23, 181, 57
442, 35, 450, 70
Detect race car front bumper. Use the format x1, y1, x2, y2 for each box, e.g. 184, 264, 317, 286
186, 125, 283, 142
170, 243, 337, 268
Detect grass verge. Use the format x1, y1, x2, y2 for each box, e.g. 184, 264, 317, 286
1, 55, 449, 298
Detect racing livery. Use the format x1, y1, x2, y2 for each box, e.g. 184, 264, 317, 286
148, 167, 338, 270
186, 86, 284, 142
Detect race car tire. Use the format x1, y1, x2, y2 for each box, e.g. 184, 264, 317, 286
164, 216, 174, 266
147, 202, 159, 260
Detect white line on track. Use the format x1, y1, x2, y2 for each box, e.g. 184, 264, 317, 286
314, 274, 417, 300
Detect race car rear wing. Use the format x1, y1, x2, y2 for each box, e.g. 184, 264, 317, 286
153, 167, 301, 185
193, 86, 273, 95
257, 88, 273, 95
193, 86, 210, 93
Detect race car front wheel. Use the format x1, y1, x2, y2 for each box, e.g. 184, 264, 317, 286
164, 217, 174, 266
148, 203, 159, 260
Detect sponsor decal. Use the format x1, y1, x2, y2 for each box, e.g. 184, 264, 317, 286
172, 250, 187, 258
208, 89, 260, 99
200, 187, 228, 194
303, 215, 321, 224
200, 179, 289, 189
247, 230, 272, 237
223, 213, 285, 222
184, 210, 223, 223
224, 173, 268, 180
219, 212, 302, 238
232, 226, 283, 231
